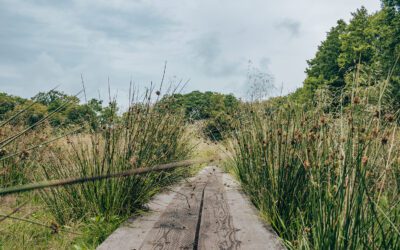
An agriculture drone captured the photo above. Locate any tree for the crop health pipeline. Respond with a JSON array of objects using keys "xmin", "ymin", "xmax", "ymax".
[
  {"xmin": 65, "ymin": 98, "xmax": 103, "ymax": 129},
  {"xmin": 338, "ymin": 7, "xmax": 374, "ymax": 73},
  {"xmin": 158, "ymin": 91, "xmax": 240, "ymax": 140},
  {"xmin": 204, "ymin": 112, "xmax": 233, "ymax": 141},
  {"xmin": 297, "ymin": 3, "xmax": 400, "ymax": 114},
  {"xmin": 32, "ymin": 90, "xmax": 79, "ymax": 112},
  {"xmin": 25, "ymin": 102, "xmax": 47, "ymax": 127},
  {"xmin": 224, "ymin": 94, "xmax": 240, "ymax": 114},
  {"xmin": 382, "ymin": 0, "xmax": 400, "ymax": 8},
  {"xmin": 87, "ymin": 99, "xmax": 103, "ymax": 113},
  {"xmin": 0, "ymin": 93, "xmax": 26, "ymax": 118},
  {"xmin": 306, "ymin": 20, "xmax": 347, "ymax": 89},
  {"xmin": 100, "ymin": 101, "xmax": 119, "ymax": 125}
]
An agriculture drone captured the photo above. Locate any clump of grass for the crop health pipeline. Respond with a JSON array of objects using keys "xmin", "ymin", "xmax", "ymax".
[
  {"xmin": 0, "ymin": 89, "xmax": 91, "ymax": 249},
  {"xmin": 0, "ymin": 193, "xmax": 125, "ymax": 250},
  {"xmin": 230, "ymin": 87, "xmax": 400, "ymax": 248},
  {"xmin": 39, "ymin": 87, "xmax": 192, "ymax": 225}
]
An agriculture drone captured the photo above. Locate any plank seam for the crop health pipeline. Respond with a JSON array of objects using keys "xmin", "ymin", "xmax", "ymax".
[{"xmin": 192, "ymin": 182, "xmax": 207, "ymax": 250}]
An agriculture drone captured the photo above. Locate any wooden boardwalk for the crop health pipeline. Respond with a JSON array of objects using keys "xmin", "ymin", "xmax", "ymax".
[{"xmin": 97, "ymin": 167, "xmax": 284, "ymax": 250}]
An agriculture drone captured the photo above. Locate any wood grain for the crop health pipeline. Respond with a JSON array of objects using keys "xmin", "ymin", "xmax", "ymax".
[
  {"xmin": 140, "ymin": 169, "xmax": 208, "ymax": 250},
  {"xmin": 98, "ymin": 167, "xmax": 284, "ymax": 250},
  {"xmin": 198, "ymin": 168, "xmax": 240, "ymax": 250},
  {"xmin": 222, "ymin": 173, "xmax": 285, "ymax": 250}
]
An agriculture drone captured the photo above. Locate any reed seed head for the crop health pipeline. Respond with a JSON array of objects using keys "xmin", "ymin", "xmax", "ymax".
[
  {"xmin": 384, "ymin": 114, "xmax": 395, "ymax": 123},
  {"xmin": 362, "ymin": 156, "xmax": 368, "ymax": 166},
  {"xmin": 129, "ymin": 156, "xmax": 137, "ymax": 166},
  {"xmin": 320, "ymin": 116, "xmax": 326, "ymax": 125},
  {"xmin": 381, "ymin": 137, "xmax": 388, "ymax": 145},
  {"xmin": 371, "ymin": 128, "xmax": 379, "ymax": 137},
  {"xmin": 20, "ymin": 150, "xmax": 30, "ymax": 160},
  {"xmin": 0, "ymin": 148, "xmax": 7, "ymax": 157},
  {"xmin": 50, "ymin": 222, "xmax": 59, "ymax": 234},
  {"xmin": 303, "ymin": 160, "xmax": 310, "ymax": 169},
  {"xmin": 308, "ymin": 132, "xmax": 315, "ymax": 141}
]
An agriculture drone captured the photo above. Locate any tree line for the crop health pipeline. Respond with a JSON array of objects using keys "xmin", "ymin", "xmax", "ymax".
[
  {"xmin": 0, "ymin": 90, "xmax": 239, "ymax": 140},
  {"xmin": 290, "ymin": 0, "xmax": 400, "ymax": 115},
  {"xmin": 0, "ymin": 90, "xmax": 104, "ymax": 129}
]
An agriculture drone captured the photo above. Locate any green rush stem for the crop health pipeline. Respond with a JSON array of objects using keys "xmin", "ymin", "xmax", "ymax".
[{"xmin": 0, "ymin": 158, "xmax": 216, "ymax": 196}]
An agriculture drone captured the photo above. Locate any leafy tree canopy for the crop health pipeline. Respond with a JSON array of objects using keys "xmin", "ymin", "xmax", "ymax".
[
  {"xmin": 158, "ymin": 91, "xmax": 240, "ymax": 140},
  {"xmin": 293, "ymin": 1, "xmax": 400, "ymax": 114},
  {"xmin": 159, "ymin": 91, "xmax": 239, "ymax": 121}
]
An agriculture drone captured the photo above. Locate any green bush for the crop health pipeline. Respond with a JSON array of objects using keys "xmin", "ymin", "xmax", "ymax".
[{"xmin": 204, "ymin": 112, "xmax": 235, "ymax": 141}]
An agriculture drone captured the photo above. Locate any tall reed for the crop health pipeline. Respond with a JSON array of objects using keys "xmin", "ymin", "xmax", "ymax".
[
  {"xmin": 230, "ymin": 91, "xmax": 400, "ymax": 249},
  {"xmin": 39, "ymin": 88, "xmax": 192, "ymax": 224}
]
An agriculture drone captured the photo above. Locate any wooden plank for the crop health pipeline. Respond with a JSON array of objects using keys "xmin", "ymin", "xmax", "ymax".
[
  {"xmin": 98, "ymin": 167, "xmax": 285, "ymax": 250},
  {"xmin": 97, "ymin": 167, "xmax": 210, "ymax": 250},
  {"xmin": 139, "ymin": 168, "xmax": 210, "ymax": 250},
  {"xmin": 198, "ymin": 168, "xmax": 241, "ymax": 250},
  {"xmin": 222, "ymin": 172, "xmax": 285, "ymax": 250},
  {"xmin": 97, "ymin": 188, "xmax": 177, "ymax": 250}
]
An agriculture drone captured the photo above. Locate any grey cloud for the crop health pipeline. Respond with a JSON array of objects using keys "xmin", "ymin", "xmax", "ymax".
[
  {"xmin": 190, "ymin": 33, "xmax": 221, "ymax": 64},
  {"xmin": 259, "ymin": 57, "xmax": 271, "ymax": 70},
  {"xmin": 189, "ymin": 33, "xmax": 242, "ymax": 77},
  {"xmin": 0, "ymin": 0, "xmax": 382, "ymax": 102},
  {"xmin": 76, "ymin": 5, "xmax": 177, "ymax": 41},
  {"xmin": 0, "ymin": 5, "xmax": 44, "ymax": 63},
  {"xmin": 275, "ymin": 19, "xmax": 301, "ymax": 37}
]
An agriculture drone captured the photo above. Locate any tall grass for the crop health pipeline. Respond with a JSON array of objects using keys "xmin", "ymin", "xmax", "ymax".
[
  {"xmin": 39, "ymin": 88, "xmax": 192, "ymax": 225},
  {"xmin": 0, "ymin": 95, "xmax": 67, "ymax": 188},
  {"xmin": 230, "ymin": 88, "xmax": 400, "ymax": 249},
  {"xmin": 0, "ymin": 86, "xmax": 194, "ymax": 248},
  {"xmin": 0, "ymin": 90, "xmax": 86, "ymax": 248}
]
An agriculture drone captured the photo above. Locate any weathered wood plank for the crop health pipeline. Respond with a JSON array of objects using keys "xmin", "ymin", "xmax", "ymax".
[
  {"xmin": 98, "ymin": 167, "xmax": 285, "ymax": 250},
  {"xmin": 198, "ymin": 168, "xmax": 240, "ymax": 250},
  {"xmin": 222, "ymin": 172, "xmax": 285, "ymax": 250},
  {"xmin": 97, "ymin": 168, "xmax": 210, "ymax": 250},
  {"xmin": 139, "ymin": 168, "xmax": 210, "ymax": 250},
  {"xmin": 97, "ymin": 189, "xmax": 176, "ymax": 250},
  {"xmin": 97, "ymin": 179, "xmax": 187, "ymax": 250}
]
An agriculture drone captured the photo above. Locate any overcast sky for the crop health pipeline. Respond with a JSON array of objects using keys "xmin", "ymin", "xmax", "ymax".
[{"xmin": 0, "ymin": 0, "xmax": 381, "ymax": 105}]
